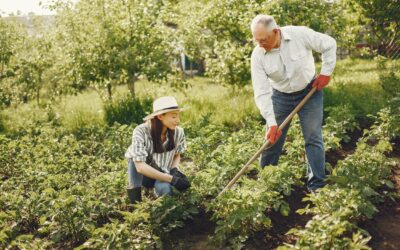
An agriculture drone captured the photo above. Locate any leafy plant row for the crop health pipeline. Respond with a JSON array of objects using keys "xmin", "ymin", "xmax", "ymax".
[
  {"xmin": 184, "ymin": 105, "xmax": 361, "ymax": 248},
  {"xmin": 280, "ymin": 105, "xmax": 400, "ymax": 250}
]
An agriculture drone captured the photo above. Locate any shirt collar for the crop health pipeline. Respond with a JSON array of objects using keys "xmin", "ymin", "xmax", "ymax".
[{"xmin": 280, "ymin": 28, "xmax": 292, "ymax": 41}]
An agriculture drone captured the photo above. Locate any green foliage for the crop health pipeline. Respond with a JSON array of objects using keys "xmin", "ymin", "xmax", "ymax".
[
  {"xmin": 209, "ymin": 180, "xmax": 275, "ymax": 247},
  {"xmin": 190, "ymin": 120, "xmax": 263, "ymax": 197},
  {"xmin": 5, "ymin": 234, "xmax": 53, "ymax": 250},
  {"xmin": 377, "ymin": 57, "xmax": 400, "ymax": 98},
  {"xmin": 76, "ymin": 221, "xmax": 161, "ymax": 249},
  {"xmin": 0, "ymin": 18, "xmax": 29, "ymax": 107},
  {"xmin": 178, "ymin": 0, "xmax": 354, "ymax": 88},
  {"xmin": 323, "ymin": 105, "xmax": 359, "ymax": 151},
  {"xmin": 51, "ymin": 0, "xmax": 181, "ymax": 99},
  {"xmin": 281, "ymin": 215, "xmax": 371, "ymax": 250},
  {"xmin": 351, "ymin": 0, "xmax": 400, "ymax": 52},
  {"xmin": 362, "ymin": 105, "xmax": 400, "ymax": 144},
  {"xmin": 0, "ymin": 120, "xmax": 203, "ymax": 248},
  {"xmin": 298, "ymin": 187, "xmax": 378, "ymax": 220},
  {"xmin": 323, "ymin": 80, "xmax": 386, "ymax": 120},
  {"xmin": 194, "ymin": 118, "xmax": 306, "ymax": 247},
  {"xmin": 269, "ymin": 0, "xmax": 356, "ymax": 48},
  {"xmin": 282, "ymin": 104, "xmax": 399, "ymax": 250},
  {"xmin": 103, "ymin": 95, "xmax": 153, "ymax": 126}
]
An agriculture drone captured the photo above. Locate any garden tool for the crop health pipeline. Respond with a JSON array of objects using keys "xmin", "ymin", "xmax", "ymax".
[{"xmin": 217, "ymin": 86, "xmax": 318, "ymax": 198}]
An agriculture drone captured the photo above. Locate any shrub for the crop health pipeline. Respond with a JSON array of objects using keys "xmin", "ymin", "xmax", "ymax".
[{"xmin": 103, "ymin": 95, "xmax": 152, "ymax": 126}]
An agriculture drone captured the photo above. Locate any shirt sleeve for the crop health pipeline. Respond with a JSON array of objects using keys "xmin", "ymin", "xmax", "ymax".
[
  {"xmin": 175, "ymin": 128, "xmax": 186, "ymax": 154},
  {"xmin": 127, "ymin": 126, "xmax": 148, "ymax": 162},
  {"xmin": 251, "ymin": 49, "xmax": 277, "ymax": 127},
  {"xmin": 300, "ymin": 27, "xmax": 337, "ymax": 76}
]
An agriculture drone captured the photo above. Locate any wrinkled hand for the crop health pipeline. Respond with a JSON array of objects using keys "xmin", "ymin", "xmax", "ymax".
[
  {"xmin": 171, "ymin": 175, "xmax": 191, "ymax": 191},
  {"xmin": 266, "ymin": 125, "xmax": 282, "ymax": 144},
  {"xmin": 312, "ymin": 74, "xmax": 331, "ymax": 90}
]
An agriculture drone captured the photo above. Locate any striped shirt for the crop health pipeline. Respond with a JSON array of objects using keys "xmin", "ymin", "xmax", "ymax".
[{"xmin": 124, "ymin": 122, "xmax": 186, "ymax": 173}]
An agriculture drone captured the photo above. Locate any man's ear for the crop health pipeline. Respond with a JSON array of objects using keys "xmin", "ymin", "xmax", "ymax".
[{"xmin": 272, "ymin": 28, "xmax": 279, "ymax": 35}]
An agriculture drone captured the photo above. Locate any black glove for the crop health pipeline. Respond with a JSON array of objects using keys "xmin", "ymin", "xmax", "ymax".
[
  {"xmin": 171, "ymin": 175, "xmax": 191, "ymax": 191},
  {"xmin": 170, "ymin": 168, "xmax": 187, "ymax": 179}
]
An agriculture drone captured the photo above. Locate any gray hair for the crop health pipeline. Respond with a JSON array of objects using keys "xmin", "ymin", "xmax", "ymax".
[{"xmin": 250, "ymin": 15, "xmax": 279, "ymax": 34}]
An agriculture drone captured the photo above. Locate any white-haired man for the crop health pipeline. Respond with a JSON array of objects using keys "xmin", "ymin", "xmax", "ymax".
[{"xmin": 250, "ymin": 14, "xmax": 337, "ymax": 192}]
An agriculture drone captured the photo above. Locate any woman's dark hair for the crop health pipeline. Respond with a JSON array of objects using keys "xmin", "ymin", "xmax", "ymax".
[{"xmin": 150, "ymin": 116, "xmax": 175, "ymax": 153}]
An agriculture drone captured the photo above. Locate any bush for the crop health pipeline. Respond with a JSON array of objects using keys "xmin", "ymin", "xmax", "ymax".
[
  {"xmin": 61, "ymin": 109, "xmax": 104, "ymax": 135},
  {"xmin": 0, "ymin": 113, "xmax": 4, "ymax": 133},
  {"xmin": 103, "ymin": 95, "xmax": 153, "ymax": 126},
  {"xmin": 324, "ymin": 81, "xmax": 386, "ymax": 119}
]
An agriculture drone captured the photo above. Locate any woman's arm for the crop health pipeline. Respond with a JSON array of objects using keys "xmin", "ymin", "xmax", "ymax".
[
  {"xmin": 134, "ymin": 161, "xmax": 173, "ymax": 183},
  {"xmin": 170, "ymin": 153, "xmax": 181, "ymax": 169}
]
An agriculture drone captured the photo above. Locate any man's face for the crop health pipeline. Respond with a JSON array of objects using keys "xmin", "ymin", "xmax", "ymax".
[{"xmin": 253, "ymin": 24, "xmax": 279, "ymax": 51}]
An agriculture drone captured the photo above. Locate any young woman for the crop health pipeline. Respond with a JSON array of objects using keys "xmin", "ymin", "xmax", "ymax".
[{"xmin": 125, "ymin": 96, "xmax": 190, "ymax": 204}]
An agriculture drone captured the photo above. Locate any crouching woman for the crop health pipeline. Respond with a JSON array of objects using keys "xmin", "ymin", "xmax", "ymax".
[{"xmin": 125, "ymin": 96, "xmax": 191, "ymax": 204}]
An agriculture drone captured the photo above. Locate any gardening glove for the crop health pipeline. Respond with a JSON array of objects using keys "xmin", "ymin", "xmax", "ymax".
[
  {"xmin": 266, "ymin": 125, "xmax": 282, "ymax": 144},
  {"xmin": 170, "ymin": 168, "xmax": 187, "ymax": 179},
  {"xmin": 171, "ymin": 175, "xmax": 191, "ymax": 191},
  {"xmin": 312, "ymin": 74, "xmax": 331, "ymax": 90}
]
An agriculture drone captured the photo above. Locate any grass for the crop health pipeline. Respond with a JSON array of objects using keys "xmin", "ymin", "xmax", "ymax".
[
  {"xmin": 133, "ymin": 77, "xmax": 260, "ymax": 127},
  {"xmin": 1, "ymin": 58, "xmax": 398, "ymax": 134}
]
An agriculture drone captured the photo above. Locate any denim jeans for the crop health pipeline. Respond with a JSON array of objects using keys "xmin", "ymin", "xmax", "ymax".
[
  {"xmin": 260, "ymin": 87, "xmax": 326, "ymax": 191},
  {"xmin": 127, "ymin": 159, "xmax": 173, "ymax": 196}
]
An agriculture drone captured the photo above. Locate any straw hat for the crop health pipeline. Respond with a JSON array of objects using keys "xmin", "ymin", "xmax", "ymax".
[{"xmin": 143, "ymin": 96, "xmax": 187, "ymax": 121}]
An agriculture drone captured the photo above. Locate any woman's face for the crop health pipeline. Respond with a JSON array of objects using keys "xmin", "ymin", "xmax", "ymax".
[{"xmin": 157, "ymin": 111, "xmax": 180, "ymax": 130}]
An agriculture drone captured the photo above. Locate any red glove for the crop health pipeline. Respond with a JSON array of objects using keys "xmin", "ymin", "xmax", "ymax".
[
  {"xmin": 312, "ymin": 74, "xmax": 331, "ymax": 90},
  {"xmin": 266, "ymin": 125, "xmax": 282, "ymax": 144}
]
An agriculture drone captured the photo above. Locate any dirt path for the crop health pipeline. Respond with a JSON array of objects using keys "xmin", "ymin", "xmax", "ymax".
[{"xmin": 161, "ymin": 209, "xmax": 217, "ymax": 250}]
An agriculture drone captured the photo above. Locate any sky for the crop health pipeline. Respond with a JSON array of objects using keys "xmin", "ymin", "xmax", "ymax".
[{"xmin": 0, "ymin": 0, "xmax": 73, "ymax": 16}]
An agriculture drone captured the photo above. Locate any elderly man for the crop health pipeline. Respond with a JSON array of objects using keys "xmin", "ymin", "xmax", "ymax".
[{"xmin": 250, "ymin": 14, "xmax": 337, "ymax": 192}]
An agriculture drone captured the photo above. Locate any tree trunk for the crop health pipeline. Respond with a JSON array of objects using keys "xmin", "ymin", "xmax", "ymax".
[
  {"xmin": 197, "ymin": 58, "xmax": 206, "ymax": 76},
  {"xmin": 107, "ymin": 82, "xmax": 112, "ymax": 100},
  {"xmin": 37, "ymin": 72, "xmax": 42, "ymax": 106},
  {"xmin": 36, "ymin": 88, "xmax": 40, "ymax": 106},
  {"xmin": 0, "ymin": 62, "xmax": 4, "ymax": 78},
  {"xmin": 128, "ymin": 81, "xmax": 135, "ymax": 98},
  {"xmin": 178, "ymin": 54, "xmax": 187, "ymax": 79}
]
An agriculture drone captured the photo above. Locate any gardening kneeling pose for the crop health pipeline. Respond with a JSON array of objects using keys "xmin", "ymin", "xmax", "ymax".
[
  {"xmin": 125, "ymin": 96, "xmax": 190, "ymax": 204},
  {"xmin": 250, "ymin": 15, "xmax": 337, "ymax": 192}
]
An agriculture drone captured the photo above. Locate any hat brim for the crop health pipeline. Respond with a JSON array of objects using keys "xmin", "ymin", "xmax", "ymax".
[{"xmin": 143, "ymin": 107, "xmax": 189, "ymax": 121}]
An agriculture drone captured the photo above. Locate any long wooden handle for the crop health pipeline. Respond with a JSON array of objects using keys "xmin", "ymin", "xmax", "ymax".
[{"xmin": 217, "ymin": 87, "xmax": 317, "ymax": 198}]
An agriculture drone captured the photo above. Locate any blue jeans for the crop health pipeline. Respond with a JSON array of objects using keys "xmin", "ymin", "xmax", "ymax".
[
  {"xmin": 260, "ymin": 87, "xmax": 326, "ymax": 191},
  {"xmin": 127, "ymin": 159, "xmax": 173, "ymax": 196}
]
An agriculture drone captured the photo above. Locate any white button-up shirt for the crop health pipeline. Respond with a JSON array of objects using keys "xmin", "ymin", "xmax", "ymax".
[{"xmin": 251, "ymin": 26, "xmax": 337, "ymax": 126}]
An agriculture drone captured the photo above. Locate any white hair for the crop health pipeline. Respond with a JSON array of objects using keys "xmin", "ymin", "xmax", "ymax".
[{"xmin": 250, "ymin": 14, "xmax": 279, "ymax": 34}]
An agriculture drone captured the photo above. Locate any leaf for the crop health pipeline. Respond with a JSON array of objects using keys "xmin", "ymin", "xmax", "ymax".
[
  {"xmin": 383, "ymin": 179, "xmax": 395, "ymax": 189},
  {"xmin": 279, "ymin": 202, "xmax": 290, "ymax": 217},
  {"xmin": 39, "ymin": 216, "xmax": 47, "ymax": 225}
]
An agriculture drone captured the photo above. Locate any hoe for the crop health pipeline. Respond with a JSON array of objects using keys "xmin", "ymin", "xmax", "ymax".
[{"xmin": 218, "ymin": 86, "xmax": 317, "ymax": 197}]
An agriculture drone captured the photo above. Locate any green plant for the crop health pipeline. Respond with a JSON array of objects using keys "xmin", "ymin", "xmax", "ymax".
[{"xmin": 103, "ymin": 95, "xmax": 152, "ymax": 126}]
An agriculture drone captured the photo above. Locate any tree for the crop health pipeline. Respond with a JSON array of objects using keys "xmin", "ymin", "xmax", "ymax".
[
  {"xmin": 15, "ymin": 35, "xmax": 53, "ymax": 105},
  {"xmin": 351, "ymin": 0, "xmax": 400, "ymax": 57},
  {"xmin": 0, "ymin": 18, "xmax": 28, "ymax": 107},
  {"xmin": 51, "ymin": 0, "xmax": 180, "ymax": 99},
  {"xmin": 179, "ymin": 0, "xmax": 355, "ymax": 88},
  {"xmin": 0, "ymin": 18, "xmax": 27, "ymax": 80}
]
